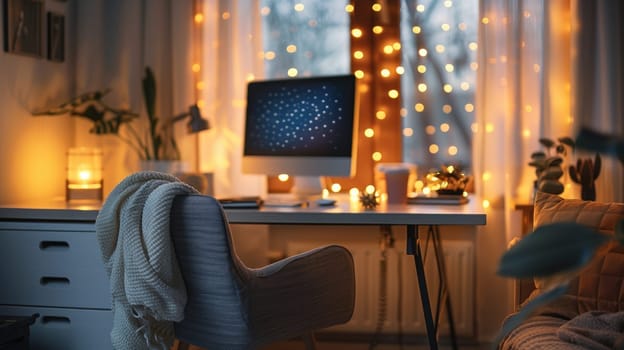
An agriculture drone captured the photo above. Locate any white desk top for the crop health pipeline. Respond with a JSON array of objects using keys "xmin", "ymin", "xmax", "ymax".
[
  {"xmin": 0, "ymin": 198, "xmax": 102, "ymax": 221},
  {"xmin": 225, "ymin": 196, "xmax": 486, "ymax": 226},
  {"xmin": 0, "ymin": 196, "xmax": 486, "ymax": 226}
]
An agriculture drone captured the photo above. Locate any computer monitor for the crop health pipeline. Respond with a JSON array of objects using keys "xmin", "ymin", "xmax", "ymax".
[{"xmin": 242, "ymin": 74, "xmax": 358, "ymax": 198}]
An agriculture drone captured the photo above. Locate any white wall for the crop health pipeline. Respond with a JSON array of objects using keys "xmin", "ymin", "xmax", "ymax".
[
  {"xmin": 0, "ymin": 1, "xmax": 201, "ymax": 203},
  {"xmin": 0, "ymin": 1, "xmax": 74, "ymax": 204},
  {"xmin": 70, "ymin": 0, "xmax": 198, "ymax": 196}
]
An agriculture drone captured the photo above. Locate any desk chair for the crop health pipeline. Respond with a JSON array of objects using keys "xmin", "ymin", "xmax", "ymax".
[{"xmin": 169, "ymin": 194, "xmax": 356, "ymax": 349}]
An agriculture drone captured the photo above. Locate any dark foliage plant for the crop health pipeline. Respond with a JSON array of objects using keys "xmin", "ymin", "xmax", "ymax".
[
  {"xmin": 33, "ymin": 67, "xmax": 180, "ymax": 161},
  {"xmin": 528, "ymin": 137, "xmax": 574, "ymax": 195},
  {"xmin": 569, "ymin": 153, "xmax": 601, "ymax": 201}
]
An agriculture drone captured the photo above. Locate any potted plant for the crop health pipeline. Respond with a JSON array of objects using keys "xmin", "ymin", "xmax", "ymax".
[
  {"xmin": 528, "ymin": 137, "xmax": 574, "ymax": 195},
  {"xmin": 568, "ymin": 150, "xmax": 601, "ymax": 201},
  {"xmin": 33, "ymin": 67, "xmax": 209, "ymax": 172},
  {"xmin": 425, "ymin": 165, "xmax": 470, "ymax": 195}
]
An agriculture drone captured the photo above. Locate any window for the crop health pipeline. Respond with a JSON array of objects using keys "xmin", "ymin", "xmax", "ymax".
[
  {"xmin": 400, "ymin": 0, "xmax": 478, "ymax": 173},
  {"xmin": 260, "ymin": 0, "xmax": 350, "ymax": 78}
]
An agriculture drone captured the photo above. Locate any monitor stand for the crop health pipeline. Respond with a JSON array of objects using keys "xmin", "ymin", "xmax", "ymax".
[
  {"xmin": 263, "ymin": 176, "xmax": 325, "ymax": 207},
  {"xmin": 290, "ymin": 176, "xmax": 324, "ymax": 200}
]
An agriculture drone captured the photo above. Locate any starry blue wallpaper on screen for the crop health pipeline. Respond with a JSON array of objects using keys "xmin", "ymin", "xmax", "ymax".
[{"xmin": 244, "ymin": 75, "xmax": 355, "ymax": 157}]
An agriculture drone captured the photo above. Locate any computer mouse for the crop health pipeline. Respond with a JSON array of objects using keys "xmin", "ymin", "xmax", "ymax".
[{"xmin": 315, "ymin": 198, "xmax": 336, "ymax": 206}]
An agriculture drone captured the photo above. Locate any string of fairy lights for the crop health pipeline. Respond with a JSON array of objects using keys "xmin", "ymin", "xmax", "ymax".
[
  {"xmin": 191, "ymin": 1, "xmax": 537, "ymax": 208},
  {"xmin": 192, "ymin": 1, "xmax": 204, "ymax": 112},
  {"xmin": 347, "ymin": 1, "xmax": 403, "ymax": 200}
]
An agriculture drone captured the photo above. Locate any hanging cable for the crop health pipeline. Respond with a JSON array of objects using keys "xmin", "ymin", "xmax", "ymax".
[
  {"xmin": 396, "ymin": 229, "xmax": 404, "ymax": 350},
  {"xmin": 369, "ymin": 225, "xmax": 394, "ymax": 349}
]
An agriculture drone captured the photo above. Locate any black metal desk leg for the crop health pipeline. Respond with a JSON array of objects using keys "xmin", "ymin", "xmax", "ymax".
[
  {"xmin": 406, "ymin": 225, "xmax": 438, "ymax": 350},
  {"xmin": 431, "ymin": 226, "xmax": 458, "ymax": 350}
]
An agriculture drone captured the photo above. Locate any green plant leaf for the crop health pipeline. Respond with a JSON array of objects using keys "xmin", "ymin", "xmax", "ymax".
[
  {"xmin": 539, "ymin": 138, "xmax": 555, "ymax": 148},
  {"xmin": 545, "ymin": 156, "xmax": 563, "ymax": 167},
  {"xmin": 170, "ymin": 137, "xmax": 181, "ymax": 160},
  {"xmin": 537, "ymin": 180, "xmax": 564, "ymax": 194},
  {"xmin": 32, "ymin": 106, "xmax": 72, "ymax": 116},
  {"xmin": 81, "ymin": 105, "xmax": 105, "ymax": 122},
  {"xmin": 575, "ymin": 128, "xmax": 624, "ymax": 165},
  {"xmin": 498, "ymin": 222, "xmax": 610, "ymax": 278},
  {"xmin": 71, "ymin": 89, "xmax": 110, "ymax": 106},
  {"xmin": 540, "ymin": 167, "xmax": 563, "ymax": 179},
  {"xmin": 593, "ymin": 153, "xmax": 601, "ymax": 179},
  {"xmin": 569, "ymin": 165, "xmax": 580, "ymax": 183},
  {"xmin": 558, "ymin": 136, "xmax": 575, "ymax": 149},
  {"xmin": 528, "ymin": 160, "xmax": 546, "ymax": 169},
  {"xmin": 142, "ymin": 67, "xmax": 157, "ymax": 119}
]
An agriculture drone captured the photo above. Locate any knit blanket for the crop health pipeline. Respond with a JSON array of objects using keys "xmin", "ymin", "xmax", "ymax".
[
  {"xmin": 557, "ymin": 311, "xmax": 624, "ymax": 350},
  {"xmin": 96, "ymin": 171, "xmax": 198, "ymax": 349}
]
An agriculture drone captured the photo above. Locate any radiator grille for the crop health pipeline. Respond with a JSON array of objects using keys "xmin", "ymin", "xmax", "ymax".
[{"xmin": 287, "ymin": 239, "xmax": 474, "ymax": 336}]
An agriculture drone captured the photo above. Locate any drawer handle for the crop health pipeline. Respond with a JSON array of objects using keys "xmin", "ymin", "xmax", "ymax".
[
  {"xmin": 40, "ymin": 276, "xmax": 71, "ymax": 286},
  {"xmin": 39, "ymin": 241, "xmax": 70, "ymax": 250},
  {"xmin": 42, "ymin": 316, "xmax": 71, "ymax": 325}
]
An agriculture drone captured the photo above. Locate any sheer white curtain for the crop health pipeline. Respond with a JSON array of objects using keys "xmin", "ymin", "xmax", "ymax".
[
  {"xmin": 473, "ymin": 0, "xmax": 541, "ymax": 339},
  {"xmin": 474, "ymin": 0, "xmax": 623, "ymax": 341},
  {"xmin": 196, "ymin": 0, "xmax": 269, "ymax": 268},
  {"xmin": 198, "ymin": 0, "xmax": 265, "ymax": 198},
  {"xmin": 74, "ymin": 0, "xmax": 196, "ymax": 192},
  {"xmin": 572, "ymin": 0, "xmax": 624, "ymax": 202}
]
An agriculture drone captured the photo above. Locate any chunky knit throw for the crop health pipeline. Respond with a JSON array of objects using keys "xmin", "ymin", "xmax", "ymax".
[{"xmin": 96, "ymin": 171, "xmax": 198, "ymax": 349}]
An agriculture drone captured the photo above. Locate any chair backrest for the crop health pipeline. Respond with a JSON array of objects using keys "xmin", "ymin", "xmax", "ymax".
[{"xmin": 169, "ymin": 194, "xmax": 252, "ymax": 348}]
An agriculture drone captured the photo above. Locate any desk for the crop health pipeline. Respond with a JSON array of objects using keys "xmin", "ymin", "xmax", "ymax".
[
  {"xmin": 0, "ymin": 200, "xmax": 110, "ymax": 350},
  {"xmin": 0, "ymin": 197, "xmax": 486, "ymax": 350},
  {"xmin": 226, "ymin": 197, "xmax": 487, "ymax": 350}
]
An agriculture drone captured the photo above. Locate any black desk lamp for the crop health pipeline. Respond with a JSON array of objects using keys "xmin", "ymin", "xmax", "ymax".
[{"xmin": 172, "ymin": 104, "xmax": 210, "ymax": 133}]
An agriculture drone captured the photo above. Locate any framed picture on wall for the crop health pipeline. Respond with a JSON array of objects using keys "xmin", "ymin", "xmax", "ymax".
[
  {"xmin": 2, "ymin": 0, "xmax": 44, "ymax": 57},
  {"xmin": 47, "ymin": 11, "xmax": 64, "ymax": 61}
]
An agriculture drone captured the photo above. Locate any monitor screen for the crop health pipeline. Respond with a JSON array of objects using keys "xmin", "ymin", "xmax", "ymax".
[{"xmin": 242, "ymin": 74, "xmax": 358, "ymax": 179}]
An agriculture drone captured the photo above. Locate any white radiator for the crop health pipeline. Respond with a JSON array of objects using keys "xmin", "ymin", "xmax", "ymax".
[{"xmin": 287, "ymin": 239, "xmax": 474, "ymax": 336}]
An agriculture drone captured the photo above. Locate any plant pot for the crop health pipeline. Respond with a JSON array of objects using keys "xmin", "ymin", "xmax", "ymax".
[
  {"xmin": 580, "ymin": 184, "xmax": 597, "ymax": 201},
  {"xmin": 139, "ymin": 161, "xmax": 213, "ymax": 195},
  {"xmin": 177, "ymin": 172, "xmax": 214, "ymax": 195},
  {"xmin": 139, "ymin": 160, "xmax": 189, "ymax": 174}
]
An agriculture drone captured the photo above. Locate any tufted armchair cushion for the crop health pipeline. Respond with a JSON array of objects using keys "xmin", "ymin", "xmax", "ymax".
[{"xmin": 533, "ymin": 191, "xmax": 624, "ymax": 314}]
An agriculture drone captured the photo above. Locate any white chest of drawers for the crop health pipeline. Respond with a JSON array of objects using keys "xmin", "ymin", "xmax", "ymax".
[{"xmin": 0, "ymin": 201, "xmax": 112, "ymax": 350}]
